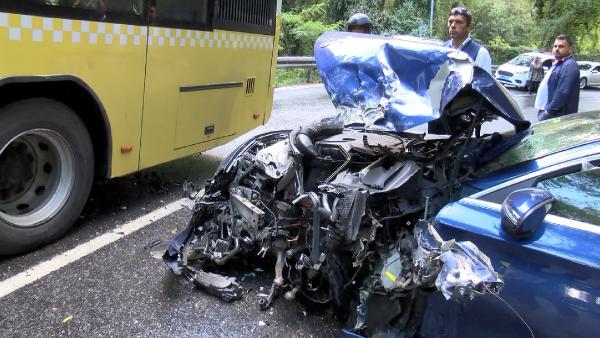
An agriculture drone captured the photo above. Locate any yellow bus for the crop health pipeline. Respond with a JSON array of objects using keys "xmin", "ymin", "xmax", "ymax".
[{"xmin": 0, "ymin": 0, "xmax": 281, "ymax": 255}]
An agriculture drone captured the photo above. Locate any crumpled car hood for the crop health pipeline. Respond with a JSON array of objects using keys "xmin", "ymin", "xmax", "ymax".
[{"xmin": 315, "ymin": 32, "xmax": 530, "ymax": 132}]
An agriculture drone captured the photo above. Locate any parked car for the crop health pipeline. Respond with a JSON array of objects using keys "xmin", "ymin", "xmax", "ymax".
[
  {"xmin": 578, "ymin": 61, "xmax": 600, "ymax": 88},
  {"xmin": 495, "ymin": 52, "xmax": 553, "ymax": 89},
  {"xmin": 420, "ymin": 110, "xmax": 600, "ymax": 338}
]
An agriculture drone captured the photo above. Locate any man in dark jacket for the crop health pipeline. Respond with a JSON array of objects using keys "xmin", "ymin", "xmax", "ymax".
[{"xmin": 537, "ymin": 34, "xmax": 580, "ymax": 121}]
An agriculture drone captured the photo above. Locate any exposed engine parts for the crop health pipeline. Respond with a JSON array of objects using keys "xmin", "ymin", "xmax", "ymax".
[{"xmin": 164, "ymin": 116, "xmax": 503, "ymax": 336}]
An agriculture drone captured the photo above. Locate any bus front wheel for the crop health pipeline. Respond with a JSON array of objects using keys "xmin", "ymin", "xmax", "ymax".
[{"xmin": 0, "ymin": 98, "xmax": 94, "ymax": 255}]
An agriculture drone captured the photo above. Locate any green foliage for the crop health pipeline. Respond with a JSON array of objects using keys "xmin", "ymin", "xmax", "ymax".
[
  {"xmin": 433, "ymin": 1, "xmax": 536, "ymax": 48},
  {"xmin": 577, "ymin": 51, "xmax": 600, "ymax": 62},
  {"xmin": 281, "ymin": 0, "xmax": 600, "ymax": 63},
  {"xmin": 358, "ymin": 1, "xmax": 427, "ymax": 35},
  {"xmin": 469, "ymin": 1, "xmax": 535, "ymax": 47},
  {"xmin": 324, "ymin": 0, "xmax": 360, "ymax": 24},
  {"xmin": 325, "ymin": 0, "xmax": 429, "ymax": 36},
  {"xmin": 533, "ymin": 0, "xmax": 600, "ymax": 53},
  {"xmin": 275, "ymin": 68, "xmax": 321, "ymax": 87},
  {"xmin": 280, "ymin": 3, "xmax": 340, "ymax": 56},
  {"xmin": 486, "ymin": 35, "xmax": 536, "ymax": 64},
  {"xmin": 283, "ymin": 0, "xmax": 324, "ymax": 13},
  {"xmin": 487, "ymin": 36, "xmax": 510, "ymax": 49}
]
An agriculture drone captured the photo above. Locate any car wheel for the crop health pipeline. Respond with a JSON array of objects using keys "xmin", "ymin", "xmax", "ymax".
[
  {"xmin": 0, "ymin": 98, "xmax": 94, "ymax": 255},
  {"xmin": 580, "ymin": 77, "xmax": 587, "ymax": 89}
]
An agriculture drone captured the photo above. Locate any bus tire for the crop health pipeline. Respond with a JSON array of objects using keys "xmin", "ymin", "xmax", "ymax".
[{"xmin": 0, "ymin": 98, "xmax": 94, "ymax": 255}]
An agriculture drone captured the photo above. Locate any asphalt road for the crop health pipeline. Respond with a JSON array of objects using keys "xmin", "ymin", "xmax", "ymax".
[{"xmin": 0, "ymin": 85, "xmax": 599, "ymax": 337}]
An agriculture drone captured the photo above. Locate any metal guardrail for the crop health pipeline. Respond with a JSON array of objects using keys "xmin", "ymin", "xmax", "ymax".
[
  {"xmin": 276, "ymin": 56, "xmax": 317, "ymax": 82},
  {"xmin": 277, "ymin": 56, "xmax": 315, "ymax": 69},
  {"xmin": 278, "ymin": 56, "xmax": 499, "ymax": 74}
]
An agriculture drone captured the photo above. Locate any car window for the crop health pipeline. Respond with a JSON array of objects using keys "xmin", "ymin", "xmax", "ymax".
[
  {"xmin": 593, "ymin": 66, "xmax": 600, "ymax": 72},
  {"xmin": 0, "ymin": 0, "xmax": 144, "ymax": 24},
  {"xmin": 536, "ymin": 168, "xmax": 600, "ymax": 225},
  {"xmin": 542, "ymin": 59, "xmax": 553, "ymax": 68},
  {"xmin": 155, "ymin": 0, "xmax": 210, "ymax": 29},
  {"xmin": 508, "ymin": 54, "xmax": 534, "ymax": 66},
  {"xmin": 477, "ymin": 111, "xmax": 600, "ymax": 176}
]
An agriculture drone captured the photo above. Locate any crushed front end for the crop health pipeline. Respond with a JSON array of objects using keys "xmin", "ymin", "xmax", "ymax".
[{"xmin": 163, "ymin": 32, "xmax": 529, "ymax": 336}]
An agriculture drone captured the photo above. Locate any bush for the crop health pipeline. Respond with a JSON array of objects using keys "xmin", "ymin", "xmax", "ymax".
[
  {"xmin": 275, "ymin": 68, "xmax": 322, "ymax": 87},
  {"xmin": 576, "ymin": 51, "xmax": 600, "ymax": 62},
  {"xmin": 280, "ymin": 4, "xmax": 340, "ymax": 56}
]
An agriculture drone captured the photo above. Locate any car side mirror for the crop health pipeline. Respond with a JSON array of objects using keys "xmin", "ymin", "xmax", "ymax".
[
  {"xmin": 592, "ymin": 70, "xmax": 599, "ymax": 74},
  {"xmin": 501, "ymin": 188, "xmax": 554, "ymax": 239}
]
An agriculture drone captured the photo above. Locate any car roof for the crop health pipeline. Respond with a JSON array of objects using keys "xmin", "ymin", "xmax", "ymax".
[
  {"xmin": 477, "ymin": 110, "xmax": 600, "ymax": 174},
  {"xmin": 578, "ymin": 61, "xmax": 600, "ymax": 66},
  {"xmin": 391, "ymin": 34, "xmax": 444, "ymax": 46},
  {"xmin": 522, "ymin": 51, "xmax": 553, "ymax": 59}
]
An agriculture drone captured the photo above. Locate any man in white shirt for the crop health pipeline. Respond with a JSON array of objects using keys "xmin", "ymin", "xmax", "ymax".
[{"xmin": 443, "ymin": 7, "xmax": 492, "ymax": 74}]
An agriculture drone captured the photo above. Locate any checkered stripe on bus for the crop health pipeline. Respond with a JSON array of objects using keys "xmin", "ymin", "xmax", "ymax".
[
  {"xmin": 0, "ymin": 12, "xmax": 274, "ymax": 49},
  {"xmin": 148, "ymin": 28, "xmax": 273, "ymax": 49}
]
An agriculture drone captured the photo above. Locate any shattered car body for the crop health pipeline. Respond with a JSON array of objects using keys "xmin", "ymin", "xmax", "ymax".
[{"xmin": 164, "ymin": 32, "xmax": 528, "ymax": 335}]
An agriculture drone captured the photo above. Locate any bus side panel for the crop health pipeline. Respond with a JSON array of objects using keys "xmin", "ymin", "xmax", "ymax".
[
  {"xmin": 0, "ymin": 12, "xmax": 147, "ymax": 178},
  {"xmin": 264, "ymin": 0, "xmax": 282, "ymax": 124},
  {"xmin": 139, "ymin": 28, "xmax": 275, "ymax": 169}
]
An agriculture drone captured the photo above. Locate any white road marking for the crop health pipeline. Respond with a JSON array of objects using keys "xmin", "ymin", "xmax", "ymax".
[{"xmin": 0, "ymin": 199, "xmax": 185, "ymax": 299}]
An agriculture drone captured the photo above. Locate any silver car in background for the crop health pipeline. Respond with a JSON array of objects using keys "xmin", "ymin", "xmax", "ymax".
[{"xmin": 578, "ymin": 61, "xmax": 600, "ymax": 89}]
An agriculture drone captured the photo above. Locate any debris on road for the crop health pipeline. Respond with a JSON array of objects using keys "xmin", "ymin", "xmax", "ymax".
[{"xmin": 144, "ymin": 239, "xmax": 162, "ymax": 251}]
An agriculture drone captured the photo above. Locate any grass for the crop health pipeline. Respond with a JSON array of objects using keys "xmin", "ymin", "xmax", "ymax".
[{"xmin": 275, "ymin": 68, "xmax": 321, "ymax": 87}]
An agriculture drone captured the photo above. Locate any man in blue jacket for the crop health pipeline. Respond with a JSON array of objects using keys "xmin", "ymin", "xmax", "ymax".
[
  {"xmin": 537, "ymin": 34, "xmax": 580, "ymax": 121},
  {"xmin": 443, "ymin": 7, "xmax": 492, "ymax": 74}
]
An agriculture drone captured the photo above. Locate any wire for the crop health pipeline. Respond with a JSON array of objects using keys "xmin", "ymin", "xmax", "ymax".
[
  {"xmin": 486, "ymin": 285, "xmax": 535, "ymax": 338},
  {"xmin": 257, "ymin": 199, "xmax": 277, "ymax": 219}
]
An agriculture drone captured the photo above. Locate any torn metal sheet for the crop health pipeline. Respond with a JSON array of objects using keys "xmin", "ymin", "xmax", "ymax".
[
  {"xmin": 314, "ymin": 32, "xmax": 530, "ymax": 133},
  {"xmin": 191, "ymin": 270, "xmax": 244, "ymax": 303}
]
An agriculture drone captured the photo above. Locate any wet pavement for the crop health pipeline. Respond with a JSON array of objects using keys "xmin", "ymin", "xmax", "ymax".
[
  {"xmin": 0, "ymin": 210, "xmax": 340, "ymax": 337},
  {"xmin": 0, "ymin": 85, "xmax": 599, "ymax": 337}
]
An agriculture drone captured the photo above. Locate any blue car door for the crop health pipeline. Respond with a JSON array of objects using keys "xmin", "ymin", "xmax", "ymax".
[{"xmin": 419, "ymin": 160, "xmax": 600, "ymax": 338}]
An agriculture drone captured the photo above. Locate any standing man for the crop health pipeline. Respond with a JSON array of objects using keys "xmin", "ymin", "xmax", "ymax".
[
  {"xmin": 346, "ymin": 13, "xmax": 373, "ymax": 34},
  {"xmin": 443, "ymin": 7, "xmax": 492, "ymax": 74},
  {"xmin": 528, "ymin": 56, "xmax": 544, "ymax": 95},
  {"xmin": 537, "ymin": 34, "xmax": 580, "ymax": 121}
]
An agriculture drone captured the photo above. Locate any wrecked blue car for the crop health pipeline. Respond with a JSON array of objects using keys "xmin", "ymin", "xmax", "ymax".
[
  {"xmin": 164, "ymin": 32, "xmax": 539, "ymax": 336},
  {"xmin": 419, "ymin": 109, "xmax": 600, "ymax": 338}
]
